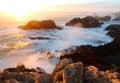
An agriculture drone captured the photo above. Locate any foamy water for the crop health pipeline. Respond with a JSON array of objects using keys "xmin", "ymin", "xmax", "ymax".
[{"xmin": 0, "ymin": 20, "xmax": 118, "ymax": 73}]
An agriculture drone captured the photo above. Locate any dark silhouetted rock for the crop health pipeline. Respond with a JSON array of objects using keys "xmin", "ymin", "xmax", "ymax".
[
  {"xmin": 4, "ymin": 64, "xmax": 36, "ymax": 73},
  {"xmin": 106, "ymin": 25, "xmax": 120, "ymax": 38},
  {"xmin": 19, "ymin": 20, "xmax": 60, "ymax": 30},
  {"xmin": 29, "ymin": 37, "xmax": 51, "ymax": 40},
  {"xmin": 65, "ymin": 16, "xmax": 102, "ymax": 28},
  {"xmin": 60, "ymin": 37, "xmax": 120, "ymax": 70}
]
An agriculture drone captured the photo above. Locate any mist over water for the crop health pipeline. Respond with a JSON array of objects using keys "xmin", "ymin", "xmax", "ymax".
[{"xmin": 0, "ymin": 13, "xmax": 118, "ymax": 73}]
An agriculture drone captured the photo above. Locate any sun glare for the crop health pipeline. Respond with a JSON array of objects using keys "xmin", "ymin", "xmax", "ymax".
[{"xmin": 0, "ymin": 0, "xmax": 47, "ymax": 18}]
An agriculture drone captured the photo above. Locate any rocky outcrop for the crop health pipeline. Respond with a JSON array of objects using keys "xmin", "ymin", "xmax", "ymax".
[
  {"xmin": 106, "ymin": 25, "xmax": 120, "ymax": 38},
  {"xmin": 19, "ymin": 20, "xmax": 60, "ymax": 30},
  {"xmin": 65, "ymin": 16, "xmax": 102, "ymax": 28},
  {"xmin": 84, "ymin": 66, "xmax": 111, "ymax": 83},
  {"xmin": 0, "ymin": 65, "xmax": 54, "ymax": 83},
  {"xmin": 61, "ymin": 38, "xmax": 120, "ymax": 70},
  {"xmin": 63, "ymin": 62, "xmax": 83, "ymax": 83},
  {"xmin": 96, "ymin": 16, "xmax": 111, "ymax": 21},
  {"xmin": 52, "ymin": 58, "xmax": 83, "ymax": 83},
  {"xmin": 113, "ymin": 16, "xmax": 120, "ymax": 21}
]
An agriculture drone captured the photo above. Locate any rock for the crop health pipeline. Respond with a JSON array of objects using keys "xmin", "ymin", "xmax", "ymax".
[
  {"xmin": 97, "ymin": 16, "xmax": 111, "ymax": 21},
  {"xmin": 105, "ymin": 25, "xmax": 120, "ymax": 38},
  {"xmin": 54, "ymin": 70, "xmax": 63, "ymax": 82},
  {"xmin": 19, "ymin": 20, "xmax": 60, "ymax": 30},
  {"xmin": 4, "ymin": 64, "xmax": 36, "ymax": 73},
  {"xmin": 52, "ymin": 58, "xmax": 73, "ymax": 83},
  {"xmin": 63, "ymin": 62, "xmax": 83, "ymax": 83},
  {"xmin": 84, "ymin": 66, "xmax": 111, "ymax": 83},
  {"xmin": 60, "ymin": 37, "xmax": 120, "ymax": 70},
  {"xmin": 60, "ymin": 45, "xmax": 108, "ymax": 70},
  {"xmin": 65, "ymin": 16, "xmax": 102, "ymax": 28},
  {"xmin": 29, "ymin": 37, "xmax": 51, "ymax": 40},
  {"xmin": 4, "ymin": 78, "xmax": 19, "ymax": 83},
  {"xmin": 52, "ymin": 58, "xmax": 73, "ymax": 77},
  {"xmin": 113, "ymin": 16, "xmax": 120, "ymax": 21},
  {"xmin": 38, "ymin": 73, "xmax": 54, "ymax": 83}
]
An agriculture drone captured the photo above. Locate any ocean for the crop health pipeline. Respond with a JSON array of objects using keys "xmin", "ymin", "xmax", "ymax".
[{"xmin": 0, "ymin": 13, "xmax": 119, "ymax": 73}]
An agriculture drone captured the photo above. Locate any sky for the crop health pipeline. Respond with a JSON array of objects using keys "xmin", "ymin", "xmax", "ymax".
[
  {"xmin": 0, "ymin": 0, "xmax": 120, "ymax": 24},
  {"xmin": 0, "ymin": 0, "xmax": 120, "ymax": 12}
]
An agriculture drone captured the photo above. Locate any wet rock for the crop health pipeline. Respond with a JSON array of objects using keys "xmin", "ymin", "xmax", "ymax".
[
  {"xmin": 29, "ymin": 37, "xmax": 51, "ymax": 40},
  {"xmin": 38, "ymin": 73, "xmax": 54, "ymax": 83},
  {"xmin": 105, "ymin": 25, "xmax": 120, "ymax": 38},
  {"xmin": 65, "ymin": 16, "xmax": 102, "ymax": 28},
  {"xmin": 63, "ymin": 62, "xmax": 83, "ymax": 83},
  {"xmin": 19, "ymin": 20, "xmax": 60, "ymax": 30}
]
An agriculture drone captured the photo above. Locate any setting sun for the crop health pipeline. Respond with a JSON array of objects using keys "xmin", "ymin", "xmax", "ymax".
[{"xmin": 0, "ymin": 0, "xmax": 43, "ymax": 17}]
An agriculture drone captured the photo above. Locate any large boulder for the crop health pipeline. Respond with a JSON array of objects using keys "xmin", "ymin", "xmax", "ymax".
[
  {"xmin": 84, "ymin": 66, "xmax": 111, "ymax": 83},
  {"xmin": 65, "ymin": 16, "xmax": 102, "ymax": 28},
  {"xmin": 38, "ymin": 73, "xmax": 54, "ymax": 83},
  {"xmin": 19, "ymin": 20, "xmax": 60, "ymax": 30},
  {"xmin": 113, "ymin": 16, "xmax": 120, "ymax": 21},
  {"xmin": 97, "ymin": 16, "xmax": 111, "ymax": 21},
  {"xmin": 63, "ymin": 62, "xmax": 83, "ymax": 83},
  {"xmin": 52, "ymin": 60, "xmax": 83, "ymax": 83},
  {"xmin": 52, "ymin": 58, "xmax": 73, "ymax": 83},
  {"xmin": 105, "ymin": 25, "xmax": 120, "ymax": 38}
]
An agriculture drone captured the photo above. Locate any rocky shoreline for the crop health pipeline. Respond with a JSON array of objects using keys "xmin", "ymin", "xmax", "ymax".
[{"xmin": 0, "ymin": 15, "xmax": 120, "ymax": 83}]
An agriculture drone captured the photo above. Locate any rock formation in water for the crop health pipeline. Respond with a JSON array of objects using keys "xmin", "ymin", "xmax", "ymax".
[
  {"xmin": 106, "ymin": 25, "xmax": 120, "ymax": 38},
  {"xmin": 113, "ymin": 16, "xmax": 120, "ymax": 21},
  {"xmin": 96, "ymin": 16, "xmax": 111, "ymax": 21},
  {"xmin": 65, "ymin": 16, "xmax": 102, "ymax": 28},
  {"xmin": 19, "ymin": 20, "xmax": 60, "ymax": 30}
]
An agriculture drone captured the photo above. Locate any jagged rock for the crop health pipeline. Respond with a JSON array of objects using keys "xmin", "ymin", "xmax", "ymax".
[
  {"xmin": 60, "ymin": 35, "xmax": 120, "ymax": 70},
  {"xmin": 63, "ymin": 62, "xmax": 83, "ymax": 83},
  {"xmin": 38, "ymin": 73, "xmax": 54, "ymax": 83},
  {"xmin": 19, "ymin": 20, "xmax": 60, "ymax": 30},
  {"xmin": 106, "ymin": 25, "xmax": 120, "ymax": 38},
  {"xmin": 60, "ymin": 45, "xmax": 108, "ymax": 70},
  {"xmin": 65, "ymin": 16, "xmax": 102, "ymax": 28}
]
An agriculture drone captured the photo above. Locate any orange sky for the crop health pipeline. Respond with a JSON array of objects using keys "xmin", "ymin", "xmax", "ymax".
[{"xmin": 0, "ymin": 0, "xmax": 119, "ymax": 24}]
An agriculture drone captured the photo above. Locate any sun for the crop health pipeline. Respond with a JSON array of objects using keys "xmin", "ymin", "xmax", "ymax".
[{"xmin": 0, "ymin": 0, "xmax": 44, "ymax": 18}]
